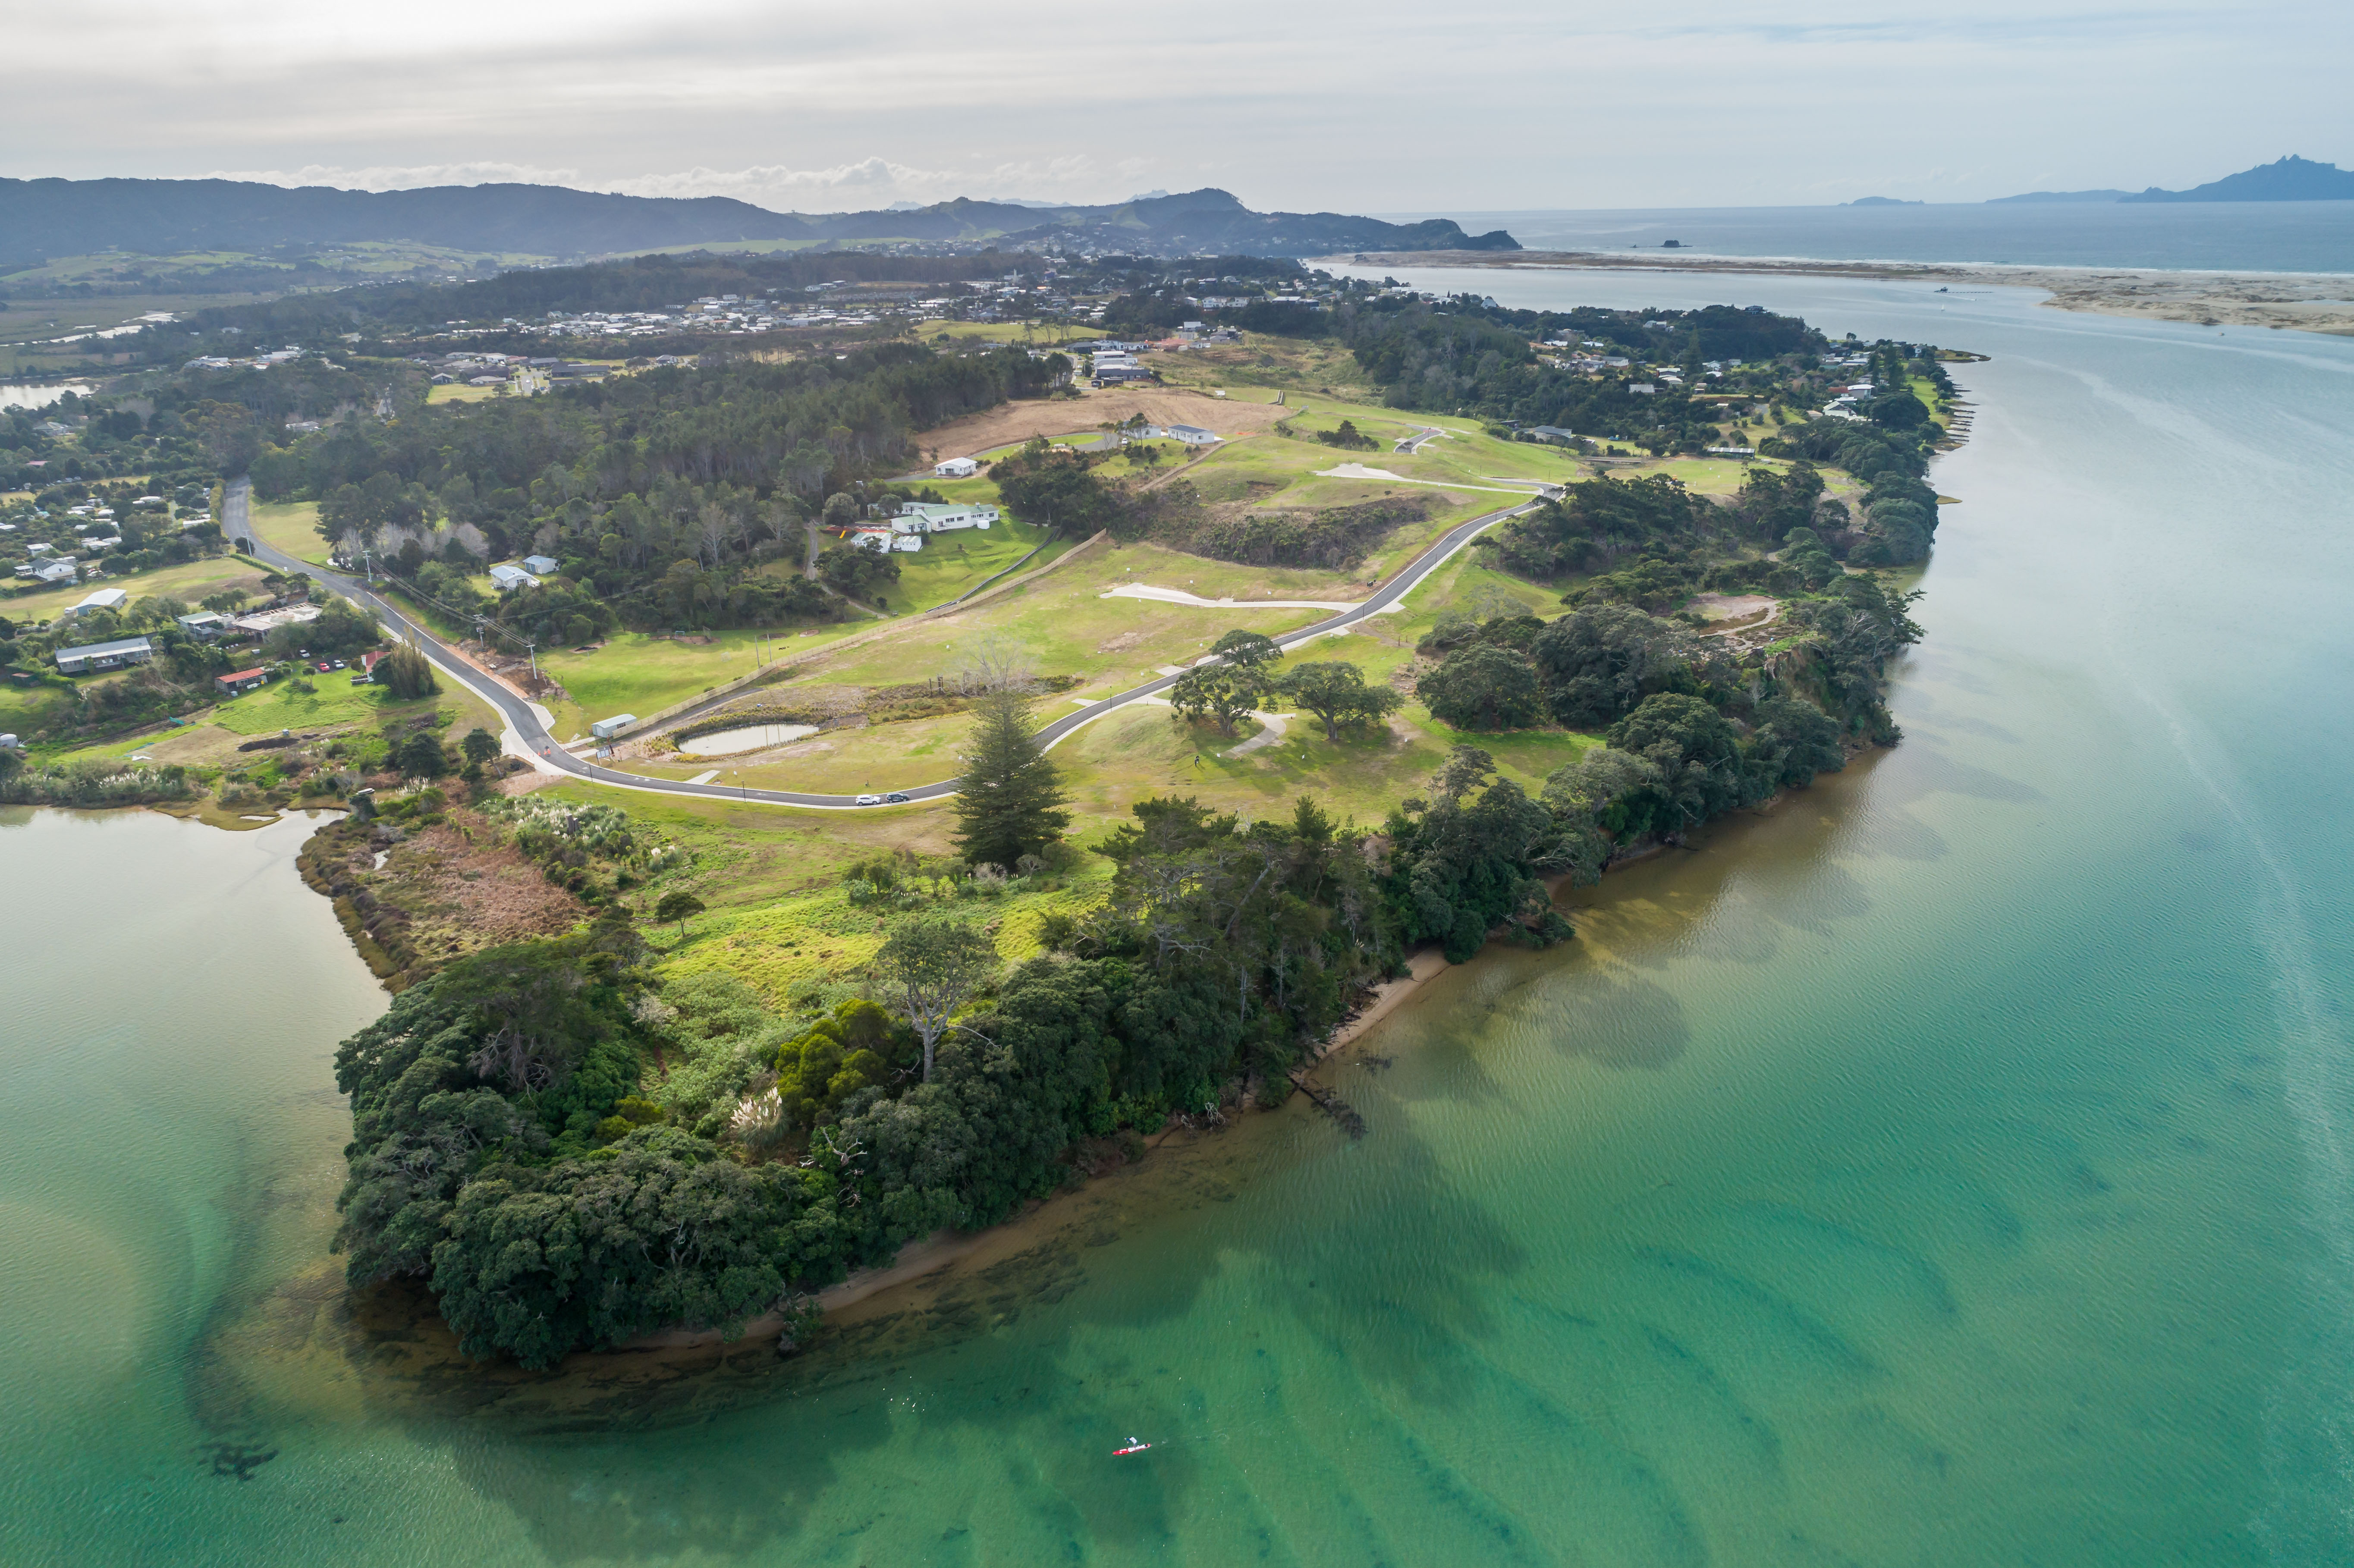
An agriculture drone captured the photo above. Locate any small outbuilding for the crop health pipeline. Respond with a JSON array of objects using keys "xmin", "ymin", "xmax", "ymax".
[
  {"xmin": 216, "ymin": 666, "xmax": 269, "ymax": 697},
  {"xmin": 933, "ymin": 456, "xmax": 979, "ymax": 479},
  {"xmin": 522, "ymin": 554, "xmax": 559, "ymax": 575},
  {"xmin": 590, "ymin": 714, "xmax": 638, "ymax": 741}
]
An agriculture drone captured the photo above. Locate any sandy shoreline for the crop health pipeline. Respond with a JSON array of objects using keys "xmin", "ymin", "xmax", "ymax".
[{"xmin": 1335, "ymin": 248, "xmax": 2354, "ymax": 337}]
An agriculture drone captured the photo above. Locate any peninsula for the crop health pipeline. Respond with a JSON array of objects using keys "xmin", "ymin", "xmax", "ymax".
[{"xmin": 2, "ymin": 250, "xmax": 1951, "ymax": 1367}]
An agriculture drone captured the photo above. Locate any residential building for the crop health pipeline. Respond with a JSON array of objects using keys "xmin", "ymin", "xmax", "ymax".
[
  {"xmin": 933, "ymin": 456, "xmax": 980, "ymax": 479},
  {"xmin": 1160, "ymin": 424, "xmax": 1221, "ymax": 447},
  {"xmin": 849, "ymin": 527, "xmax": 922, "ymax": 553},
  {"xmin": 231, "ymin": 604, "xmax": 323, "ymax": 636},
  {"xmin": 522, "ymin": 555, "xmax": 559, "ymax": 575},
  {"xmin": 887, "ymin": 502, "xmax": 998, "ymax": 535},
  {"xmin": 216, "ymin": 666, "xmax": 269, "ymax": 697},
  {"xmin": 176, "ymin": 612, "xmax": 231, "ymax": 639},
  {"xmin": 54, "ymin": 636, "xmax": 154, "ymax": 675},
  {"xmin": 488, "ymin": 563, "xmax": 541, "ymax": 592},
  {"xmin": 1525, "ymin": 426, "xmax": 1578, "ymax": 443}
]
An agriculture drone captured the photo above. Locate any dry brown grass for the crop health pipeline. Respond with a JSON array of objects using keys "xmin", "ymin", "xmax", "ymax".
[{"xmin": 919, "ymin": 388, "xmax": 1291, "ymax": 461}]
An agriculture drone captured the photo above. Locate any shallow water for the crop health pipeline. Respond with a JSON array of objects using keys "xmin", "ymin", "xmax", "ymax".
[
  {"xmin": 0, "ymin": 380, "xmax": 92, "ymax": 412},
  {"xmin": 4, "ymin": 277, "xmax": 2354, "ymax": 1564}
]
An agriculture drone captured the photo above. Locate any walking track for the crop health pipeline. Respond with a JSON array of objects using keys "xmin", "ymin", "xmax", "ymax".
[{"xmin": 224, "ymin": 479, "xmax": 1535, "ymax": 811}]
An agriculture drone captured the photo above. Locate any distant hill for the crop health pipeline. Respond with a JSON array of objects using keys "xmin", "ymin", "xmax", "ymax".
[
  {"xmin": 1842, "ymin": 197, "xmax": 1923, "ymax": 207},
  {"xmin": 0, "ymin": 178, "xmax": 1517, "ymax": 269},
  {"xmin": 1985, "ymin": 189, "xmax": 2133, "ymax": 204},
  {"xmin": 2119, "ymin": 156, "xmax": 2354, "ymax": 204}
]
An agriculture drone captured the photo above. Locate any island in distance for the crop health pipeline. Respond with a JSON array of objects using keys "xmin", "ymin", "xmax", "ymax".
[{"xmin": 1992, "ymin": 154, "xmax": 2354, "ymax": 203}]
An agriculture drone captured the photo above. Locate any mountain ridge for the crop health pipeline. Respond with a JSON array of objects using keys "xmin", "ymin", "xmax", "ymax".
[{"xmin": 0, "ymin": 178, "xmax": 1518, "ymax": 267}]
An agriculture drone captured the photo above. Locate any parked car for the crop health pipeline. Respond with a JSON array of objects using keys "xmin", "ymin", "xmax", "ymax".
[
  {"xmin": 331, "ymin": 659, "xmax": 346, "ymax": 670},
  {"xmin": 884, "ymin": 792, "xmax": 910, "ymax": 804},
  {"xmin": 314, "ymin": 660, "xmax": 331, "ymax": 672},
  {"xmin": 855, "ymin": 794, "xmax": 881, "ymax": 806}
]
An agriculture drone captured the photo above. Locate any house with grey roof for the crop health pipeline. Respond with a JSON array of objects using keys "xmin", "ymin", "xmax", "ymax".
[{"xmin": 54, "ymin": 636, "xmax": 154, "ymax": 675}]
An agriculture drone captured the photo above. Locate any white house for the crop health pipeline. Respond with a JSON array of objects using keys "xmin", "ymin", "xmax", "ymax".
[
  {"xmin": 69, "ymin": 588, "xmax": 129, "ymax": 616},
  {"xmin": 53, "ymin": 636, "xmax": 153, "ymax": 674},
  {"xmin": 488, "ymin": 562, "xmax": 541, "ymax": 592},
  {"xmin": 886, "ymin": 502, "xmax": 997, "ymax": 536},
  {"xmin": 933, "ymin": 456, "xmax": 979, "ymax": 479},
  {"xmin": 522, "ymin": 554, "xmax": 559, "ymax": 575},
  {"xmin": 1160, "ymin": 424, "xmax": 1220, "ymax": 447},
  {"xmin": 29, "ymin": 560, "xmax": 78, "ymax": 584}
]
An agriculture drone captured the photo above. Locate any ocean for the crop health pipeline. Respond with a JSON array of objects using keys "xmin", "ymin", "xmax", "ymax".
[{"xmin": 1383, "ymin": 200, "xmax": 2354, "ymax": 273}]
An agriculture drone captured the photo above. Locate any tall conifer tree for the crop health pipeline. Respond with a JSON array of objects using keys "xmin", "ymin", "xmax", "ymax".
[{"xmin": 952, "ymin": 690, "xmax": 1070, "ymax": 869}]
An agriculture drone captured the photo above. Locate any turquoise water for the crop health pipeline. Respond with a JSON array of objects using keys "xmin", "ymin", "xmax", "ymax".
[{"xmin": 5, "ymin": 277, "xmax": 2354, "ymax": 1563}]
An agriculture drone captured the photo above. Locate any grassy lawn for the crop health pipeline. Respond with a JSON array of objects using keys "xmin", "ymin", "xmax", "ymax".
[
  {"xmin": 4, "ymin": 553, "xmax": 271, "ymax": 622},
  {"xmin": 247, "ymin": 500, "xmax": 334, "ymax": 568},
  {"xmin": 208, "ymin": 677, "xmax": 399, "ymax": 735},
  {"xmin": 887, "ymin": 518, "xmax": 1070, "ymax": 610},
  {"xmin": 1050, "ymin": 698, "xmax": 1591, "ymax": 831},
  {"xmin": 925, "ymin": 322, "xmax": 1102, "ymax": 348},
  {"xmin": 540, "ymin": 628, "xmax": 864, "ymax": 739},
  {"xmin": 804, "ymin": 543, "xmax": 1330, "ymax": 697},
  {"xmin": 654, "ymin": 861, "xmax": 1118, "ymax": 1010},
  {"xmin": 425, "ymin": 383, "xmax": 505, "ymax": 405},
  {"xmin": 629, "ymin": 707, "xmax": 977, "ymax": 795},
  {"xmin": 0, "ymin": 680, "xmax": 66, "ymax": 736},
  {"xmin": 1152, "ymin": 336, "xmax": 1379, "ymax": 401}
]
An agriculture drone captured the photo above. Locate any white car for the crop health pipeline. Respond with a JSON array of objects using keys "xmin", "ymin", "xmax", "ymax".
[{"xmin": 855, "ymin": 793, "xmax": 882, "ymax": 806}]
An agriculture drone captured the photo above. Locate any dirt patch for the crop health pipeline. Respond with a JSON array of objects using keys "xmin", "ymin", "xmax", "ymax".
[
  {"xmin": 920, "ymin": 388, "xmax": 1291, "ymax": 461},
  {"xmin": 1689, "ymin": 591, "xmax": 1777, "ymax": 622},
  {"xmin": 1095, "ymin": 630, "xmax": 1150, "ymax": 654},
  {"xmin": 298, "ymin": 809, "xmax": 585, "ymax": 987}
]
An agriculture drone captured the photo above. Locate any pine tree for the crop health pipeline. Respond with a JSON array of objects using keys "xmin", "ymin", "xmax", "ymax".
[{"xmin": 952, "ymin": 690, "xmax": 1070, "ymax": 870}]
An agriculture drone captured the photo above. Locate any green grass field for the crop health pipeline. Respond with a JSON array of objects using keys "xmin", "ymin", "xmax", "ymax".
[
  {"xmin": 209, "ymin": 677, "xmax": 398, "ymax": 735},
  {"xmin": 4, "ymin": 553, "xmax": 271, "ymax": 622},
  {"xmin": 539, "ymin": 627, "xmax": 876, "ymax": 739},
  {"xmin": 246, "ymin": 500, "xmax": 334, "ymax": 568},
  {"xmin": 886, "ymin": 518, "xmax": 1071, "ymax": 611}
]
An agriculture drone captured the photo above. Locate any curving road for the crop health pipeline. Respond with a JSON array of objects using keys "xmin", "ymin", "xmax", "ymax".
[{"xmin": 225, "ymin": 478, "xmax": 1535, "ymax": 811}]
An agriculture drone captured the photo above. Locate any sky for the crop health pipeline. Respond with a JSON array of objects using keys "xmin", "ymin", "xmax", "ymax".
[{"xmin": 9, "ymin": 0, "xmax": 2349, "ymax": 214}]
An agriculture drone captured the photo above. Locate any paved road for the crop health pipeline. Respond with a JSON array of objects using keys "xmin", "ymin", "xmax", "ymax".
[{"xmin": 224, "ymin": 478, "xmax": 1534, "ymax": 811}]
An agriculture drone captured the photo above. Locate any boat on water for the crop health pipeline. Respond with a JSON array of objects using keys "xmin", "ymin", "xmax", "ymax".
[{"xmin": 1113, "ymin": 1438, "xmax": 1153, "ymax": 1455}]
